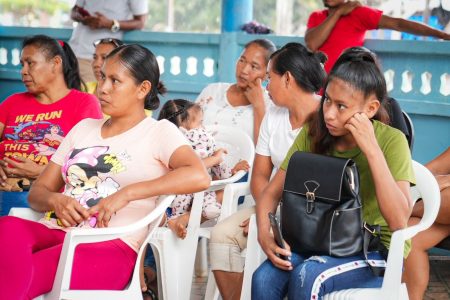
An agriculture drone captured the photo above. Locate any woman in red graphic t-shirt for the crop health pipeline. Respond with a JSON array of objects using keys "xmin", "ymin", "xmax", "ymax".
[{"xmin": 0, "ymin": 35, "xmax": 102, "ymax": 192}]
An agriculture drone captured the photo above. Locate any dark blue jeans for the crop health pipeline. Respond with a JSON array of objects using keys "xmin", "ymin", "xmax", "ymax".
[
  {"xmin": 0, "ymin": 191, "xmax": 29, "ymax": 216},
  {"xmin": 144, "ymin": 246, "xmax": 156, "ymax": 270},
  {"xmin": 252, "ymin": 252, "xmax": 384, "ymax": 300},
  {"xmin": 237, "ymin": 173, "xmax": 248, "ymax": 205}
]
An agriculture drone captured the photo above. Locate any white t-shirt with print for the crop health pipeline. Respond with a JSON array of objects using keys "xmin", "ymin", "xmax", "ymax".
[
  {"xmin": 42, "ymin": 117, "xmax": 188, "ymax": 252},
  {"xmin": 255, "ymin": 106, "xmax": 301, "ymax": 169},
  {"xmin": 195, "ymin": 82, "xmax": 272, "ymax": 143}
]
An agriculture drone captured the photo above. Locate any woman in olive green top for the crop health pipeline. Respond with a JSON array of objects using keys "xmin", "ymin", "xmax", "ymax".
[{"xmin": 251, "ymin": 47, "xmax": 415, "ymax": 299}]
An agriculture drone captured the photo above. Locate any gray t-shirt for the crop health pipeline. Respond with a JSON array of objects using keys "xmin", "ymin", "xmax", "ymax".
[{"xmin": 69, "ymin": 0, "xmax": 148, "ymax": 59}]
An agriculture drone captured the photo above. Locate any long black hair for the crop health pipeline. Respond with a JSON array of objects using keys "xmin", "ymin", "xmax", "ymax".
[
  {"xmin": 158, "ymin": 99, "xmax": 200, "ymax": 127},
  {"xmin": 269, "ymin": 42, "xmax": 326, "ymax": 93},
  {"xmin": 106, "ymin": 44, "xmax": 166, "ymax": 110},
  {"xmin": 22, "ymin": 34, "xmax": 84, "ymax": 91},
  {"xmin": 309, "ymin": 47, "xmax": 390, "ymax": 154}
]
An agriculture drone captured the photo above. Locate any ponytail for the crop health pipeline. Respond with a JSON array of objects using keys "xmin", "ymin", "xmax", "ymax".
[
  {"xmin": 269, "ymin": 42, "xmax": 327, "ymax": 93},
  {"xmin": 59, "ymin": 41, "xmax": 85, "ymax": 91},
  {"xmin": 158, "ymin": 99, "xmax": 198, "ymax": 127},
  {"xmin": 22, "ymin": 35, "xmax": 84, "ymax": 91},
  {"xmin": 145, "ymin": 81, "xmax": 167, "ymax": 110},
  {"xmin": 309, "ymin": 47, "xmax": 389, "ymax": 154}
]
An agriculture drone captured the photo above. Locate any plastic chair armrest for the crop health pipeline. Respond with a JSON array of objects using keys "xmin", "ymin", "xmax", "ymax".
[
  {"xmin": 9, "ymin": 207, "xmax": 44, "ymax": 221},
  {"xmin": 55, "ymin": 195, "xmax": 174, "ymax": 293},
  {"xmin": 208, "ymin": 170, "xmax": 248, "ymax": 192}
]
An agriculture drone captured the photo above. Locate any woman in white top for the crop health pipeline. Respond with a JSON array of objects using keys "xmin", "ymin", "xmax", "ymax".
[
  {"xmin": 196, "ymin": 39, "xmax": 276, "ymax": 143},
  {"xmin": 209, "ymin": 42, "xmax": 327, "ymax": 300}
]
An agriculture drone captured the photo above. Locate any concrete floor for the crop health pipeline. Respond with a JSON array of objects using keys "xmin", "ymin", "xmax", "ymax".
[
  {"xmin": 425, "ymin": 259, "xmax": 450, "ymax": 300},
  {"xmin": 191, "ymin": 259, "xmax": 450, "ymax": 300}
]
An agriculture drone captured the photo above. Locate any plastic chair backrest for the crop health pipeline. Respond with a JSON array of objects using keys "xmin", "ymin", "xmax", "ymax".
[
  {"xmin": 198, "ymin": 126, "xmax": 255, "ymax": 300},
  {"xmin": 205, "ymin": 124, "xmax": 255, "ymax": 173}
]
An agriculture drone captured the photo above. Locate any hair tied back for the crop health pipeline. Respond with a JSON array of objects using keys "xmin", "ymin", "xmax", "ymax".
[
  {"xmin": 348, "ymin": 53, "xmax": 375, "ymax": 64},
  {"xmin": 350, "ymin": 56, "xmax": 364, "ymax": 62},
  {"xmin": 314, "ymin": 51, "xmax": 328, "ymax": 64},
  {"xmin": 157, "ymin": 81, "xmax": 167, "ymax": 95},
  {"xmin": 166, "ymin": 108, "xmax": 186, "ymax": 120}
]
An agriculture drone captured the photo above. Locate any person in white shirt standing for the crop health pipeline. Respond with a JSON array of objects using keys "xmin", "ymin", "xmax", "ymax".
[{"xmin": 69, "ymin": 0, "xmax": 148, "ymax": 83}]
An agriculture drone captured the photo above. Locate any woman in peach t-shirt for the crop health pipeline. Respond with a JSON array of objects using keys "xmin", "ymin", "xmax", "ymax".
[{"xmin": 0, "ymin": 44, "xmax": 210, "ymax": 299}]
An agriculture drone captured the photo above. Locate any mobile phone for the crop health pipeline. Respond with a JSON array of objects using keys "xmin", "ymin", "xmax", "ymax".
[
  {"xmin": 268, "ymin": 212, "xmax": 288, "ymax": 260},
  {"xmin": 78, "ymin": 7, "xmax": 91, "ymax": 17}
]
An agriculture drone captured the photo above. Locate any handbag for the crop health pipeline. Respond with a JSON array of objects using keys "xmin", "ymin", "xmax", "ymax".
[{"xmin": 281, "ymin": 151, "xmax": 363, "ymax": 257}]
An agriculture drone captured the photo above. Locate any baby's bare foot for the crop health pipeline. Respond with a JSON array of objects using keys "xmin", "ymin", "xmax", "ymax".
[{"xmin": 167, "ymin": 213, "xmax": 190, "ymax": 239}]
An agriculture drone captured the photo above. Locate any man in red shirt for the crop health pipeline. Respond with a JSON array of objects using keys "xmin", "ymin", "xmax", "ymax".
[{"xmin": 306, "ymin": 0, "xmax": 450, "ymax": 73}]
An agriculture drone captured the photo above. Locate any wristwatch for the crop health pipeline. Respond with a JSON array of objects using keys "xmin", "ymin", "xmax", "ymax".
[{"xmin": 111, "ymin": 19, "xmax": 120, "ymax": 33}]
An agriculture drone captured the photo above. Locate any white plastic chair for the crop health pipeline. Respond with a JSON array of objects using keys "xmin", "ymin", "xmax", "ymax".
[
  {"xmin": 207, "ymin": 160, "xmax": 441, "ymax": 300},
  {"xmin": 198, "ymin": 124, "xmax": 255, "ymax": 236},
  {"xmin": 324, "ymin": 160, "xmax": 440, "ymax": 300},
  {"xmin": 204, "ymin": 181, "xmax": 265, "ymax": 300},
  {"xmin": 150, "ymin": 125, "xmax": 255, "ymax": 300},
  {"xmin": 9, "ymin": 195, "xmax": 175, "ymax": 300},
  {"xmin": 149, "ymin": 191, "xmax": 204, "ymax": 300},
  {"xmin": 205, "ymin": 124, "xmax": 256, "ymax": 185},
  {"xmin": 197, "ymin": 125, "xmax": 255, "ymax": 271},
  {"xmin": 241, "ymin": 213, "xmax": 266, "ymax": 300}
]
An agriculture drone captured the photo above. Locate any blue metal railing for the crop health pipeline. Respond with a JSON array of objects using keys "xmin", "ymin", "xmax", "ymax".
[{"xmin": 0, "ymin": 26, "xmax": 449, "ymax": 163}]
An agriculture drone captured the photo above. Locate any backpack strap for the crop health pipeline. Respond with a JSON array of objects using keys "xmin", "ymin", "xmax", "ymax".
[{"xmin": 363, "ymin": 222, "xmax": 389, "ymax": 277}]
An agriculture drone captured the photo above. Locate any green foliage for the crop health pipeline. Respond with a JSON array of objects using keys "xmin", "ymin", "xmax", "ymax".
[
  {"xmin": 147, "ymin": 0, "xmax": 220, "ymax": 32},
  {"xmin": 1, "ymin": 0, "xmax": 323, "ymax": 34},
  {"xmin": 174, "ymin": 0, "xmax": 220, "ymax": 32},
  {"xmin": 145, "ymin": 0, "xmax": 322, "ymax": 33},
  {"xmin": 254, "ymin": 0, "xmax": 322, "ymax": 34},
  {"xmin": 0, "ymin": 0, "xmax": 70, "ymax": 15},
  {"xmin": 293, "ymin": 0, "xmax": 322, "ymax": 34},
  {"xmin": 146, "ymin": 0, "xmax": 169, "ymax": 31},
  {"xmin": 254, "ymin": 0, "xmax": 277, "ymax": 31}
]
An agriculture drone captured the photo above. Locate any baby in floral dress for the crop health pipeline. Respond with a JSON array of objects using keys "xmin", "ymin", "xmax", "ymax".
[{"xmin": 158, "ymin": 99, "xmax": 249, "ymax": 238}]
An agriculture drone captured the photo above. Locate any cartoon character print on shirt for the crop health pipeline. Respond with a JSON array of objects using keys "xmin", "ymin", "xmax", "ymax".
[
  {"xmin": 1, "ymin": 109, "xmax": 66, "ymax": 161},
  {"xmin": 5, "ymin": 121, "xmax": 53, "ymax": 141},
  {"xmin": 2, "ymin": 122, "xmax": 64, "ymax": 165},
  {"xmin": 33, "ymin": 124, "xmax": 65, "ymax": 156},
  {"xmin": 45, "ymin": 146, "xmax": 127, "ymax": 227}
]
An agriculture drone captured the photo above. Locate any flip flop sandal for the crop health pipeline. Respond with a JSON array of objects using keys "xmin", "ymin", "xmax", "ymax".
[
  {"xmin": 142, "ymin": 288, "xmax": 158, "ymax": 300},
  {"xmin": 142, "ymin": 272, "xmax": 158, "ymax": 300}
]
